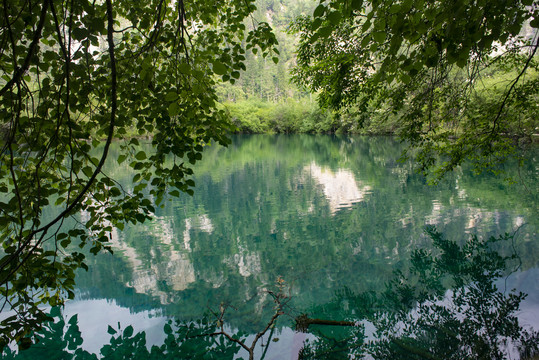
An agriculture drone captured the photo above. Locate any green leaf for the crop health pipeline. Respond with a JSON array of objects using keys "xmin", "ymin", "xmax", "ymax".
[
  {"xmin": 361, "ymin": 35, "xmax": 371, "ymax": 47},
  {"xmin": 373, "ymin": 31, "xmax": 387, "ymax": 43},
  {"xmin": 178, "ymin": 62, "xmax": 191, "ymax": 74},
  {"xmin": 110, "ymin": 187, "xmax": 121, "ymax": 197},
  {"xmin": 168, "ymin": 102, "xmax": 180, "ymax": 117},
  {"xmin": 141, "ymin": 57, "xmax": 152, "ymax": 70},
  {"xmin": 327, "ymin": 11, "xmax": 341, "ymax": 26},
  {"xmin": 123, "ymin": 325, "xmax": 134, "ymax": 338},
  {"xmin": 82, "ymin": 166, "xmax": 93, "ymax": 178},
  {"xmin": 107, "ymin": 326, "xmax": 117, "ymax": 335},
  {"xmin": 165, "ymin": 92, "xmax": 178, "ymax": 102},
  {"xmin": 72, "ymin": 27, "xmax": 88, "ymax": 41},
  {"xmin": 401, "ymin": 73, "xmax": 411, "ymax": 84},
  {"xmin": 212, "ymin": 61, "xmax": 227, "ymax": 75},
  {"xmin": 313, "ymin": 4, "xmax": 326, "ymax": 18},
  {"xmin": 311, "ymin": 18, "xmax": 323, "ymax": 31},
  {"xmin": 374, "ymin": 17, "xmax": 386, "ymax": 30},
  {"xmin": 117, "ymin": 154, "xmax": 127, "ymax": 164},
  {"xmin": 60, "ymin": 239, "xmax": 71, "ymax": 248},
  {"xmin": 272, "ymin": 57, "xmax": 279, "ymax": 64},
  {"xmin": 362, "ymin": 20, "xmax": 371, "ymax": 32},
  {"xmin": 135, "ymin": 151, "xmax": 146, "ymax": 161},
  {"xmin": 318, "ymin": 26, "xmax": 333, "ymax": 38},
  {"xmin": 389, "ymin": 4, "xmax": 400, "ymax": 13},
  {"xmin": 351, "ymin": 0, "xmax": 363, "ymax": 10}
]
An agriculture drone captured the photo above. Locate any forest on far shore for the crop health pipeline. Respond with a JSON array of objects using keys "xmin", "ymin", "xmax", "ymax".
[{"xmin": 217, "ymin": 0, "xmax": 538, "ymax": 137}]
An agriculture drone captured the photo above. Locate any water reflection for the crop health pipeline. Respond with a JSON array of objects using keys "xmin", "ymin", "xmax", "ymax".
[
  {"xmin": 4, "ymin": 228, "xmax": 538, "ymax": 359},
  {"xmin": 93, "ymin": 213, "xmax": 198, "ymax": 303},
  {"xmin": 298, "ymin": 227, "xmax": 539, "ymax": 359},
  {"xmin": 74, "ymin": 135, "xmax": 537, "ymax": 325},
  {"xmin": 183, "ymin": 214, "xmax": 214, "ymax": 252},
  {"xmin": 3, "ymin": 135, "xmax": 537, "ymax": 358},
  {"xmin": 305, "ymin": 162, "xmax": 372, "ymax": 214}
]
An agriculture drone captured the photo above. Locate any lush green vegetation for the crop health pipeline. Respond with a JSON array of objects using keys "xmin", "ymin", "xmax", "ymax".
[
  {"xmin": 291, "ymin": 0, "xmax": 539, "ymax": 181},
  {"xmin": 223, "ymin": 98, "xmax": 333, "ymax": 133},
  {"xmin": 1, "ymin": 0, "xmax": 538, "ymax": 353},
  {"xmin": 215, "ymin": 0, "xmax": 316, "ymax": 103},
  {"xmin": 222, "ymin": 64, "xmax": 539, "ymax": 138},
  {"xmin": 215, "ymin": 0, "xmax": 539, "ymax": 158}
]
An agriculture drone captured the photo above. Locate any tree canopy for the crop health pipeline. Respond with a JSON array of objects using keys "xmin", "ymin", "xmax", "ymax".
[
  {"xmin": 0, "ymin": 0, "xmax": 277, "ymax": 347},
  {"xmin": 292, "ymin": 0, "xmax": 539, "ymax": 181}
]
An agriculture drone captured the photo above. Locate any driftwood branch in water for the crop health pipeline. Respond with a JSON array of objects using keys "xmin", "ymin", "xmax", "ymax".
[
  {"xmin": 295, "ymin": 314, "xmax": 358, "ymax": 332},
  {"xmin": 204, "ymin": 279, "xmax": 291, "ymax": 360}
]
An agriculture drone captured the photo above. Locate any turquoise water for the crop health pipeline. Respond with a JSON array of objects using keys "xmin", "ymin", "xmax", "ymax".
[{"xmin": 7, "ymin": 135, "xmax": 539, "ymax": 358}]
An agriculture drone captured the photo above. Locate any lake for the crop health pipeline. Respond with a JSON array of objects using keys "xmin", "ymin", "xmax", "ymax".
[{"xmin": 6, "ymin": 135, "xmax": 539, "ymax": 359}]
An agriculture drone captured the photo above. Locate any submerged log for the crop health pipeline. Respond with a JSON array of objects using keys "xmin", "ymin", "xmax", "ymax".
[{"xmin": 295, "ymin": 314, "xmax": 358, "ymax": 332}]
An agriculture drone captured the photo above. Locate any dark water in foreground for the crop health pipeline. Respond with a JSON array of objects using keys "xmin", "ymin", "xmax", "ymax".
[{"xmin": 6, "ymin": 135, "xmax": 539, "ymax": 359}]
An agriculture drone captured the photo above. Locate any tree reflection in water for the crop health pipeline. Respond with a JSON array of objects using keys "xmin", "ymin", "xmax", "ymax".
[
  {"xmin": 3, "ymin": 227, "xmax": 538, "ymax": 359},
  {"xmin": 2, "ymin": 309, "xmax": 241, "ymax": 359},
  {"xmin": 299, "ymin": 227, "xmax": 539, "ymax": 359}
]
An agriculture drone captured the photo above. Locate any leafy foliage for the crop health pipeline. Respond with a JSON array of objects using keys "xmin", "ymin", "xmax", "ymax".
[
  {"xmin": 292, "ymin": 0, "xmax": 539, "ymax": 182},
  {"xmin": 0, "ymin": 0, "xmax": 278, "ymax": 347}
]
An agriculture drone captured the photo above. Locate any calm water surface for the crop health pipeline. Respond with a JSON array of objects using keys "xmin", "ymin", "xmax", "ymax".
[{"xmin": 16, "ymin": 135, "xmax": 539, "ymax": 358}]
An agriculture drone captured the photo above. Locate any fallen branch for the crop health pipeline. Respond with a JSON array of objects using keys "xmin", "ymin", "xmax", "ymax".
[{"xmin": 295, "ymin": 314, "xmax": 358, "ymax": 332}]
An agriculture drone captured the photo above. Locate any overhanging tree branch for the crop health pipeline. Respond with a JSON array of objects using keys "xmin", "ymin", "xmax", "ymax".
[
  {"xmin": 0, "ymin": 0, "xmax": 118, "ymax": 281},
  {"xmin": 1, "ymin": 0, "xmax": 280, "ymax": 347},
  {"xmin": 0, "ymin": 0, "xmax": 49, "ymax": 97}
]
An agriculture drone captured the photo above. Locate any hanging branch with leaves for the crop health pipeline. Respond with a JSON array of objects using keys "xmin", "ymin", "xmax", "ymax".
[{"xmin": 0, "ymin": 0, "xmax": 279, "ymax": 348}]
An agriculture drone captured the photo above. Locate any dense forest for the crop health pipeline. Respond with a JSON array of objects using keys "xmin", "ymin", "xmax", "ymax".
[{"xmin": 215, "ymin": 0, "xmax": 338, "ymax": 134}]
